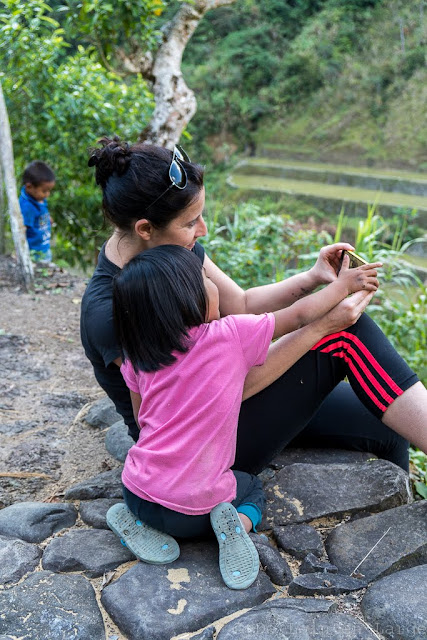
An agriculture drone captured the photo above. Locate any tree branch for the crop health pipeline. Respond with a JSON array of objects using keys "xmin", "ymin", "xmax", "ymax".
[{"xmin": 142, "ymin": 0, "xmax": 238, "ymax": 147}]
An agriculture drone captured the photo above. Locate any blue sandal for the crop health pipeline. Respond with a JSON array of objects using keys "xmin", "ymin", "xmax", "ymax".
[
  {"xmin": 106, "ymin": 503, "xmax": 180, "ymax": 564},
  {"xmin": 210, "ymin": 502, "xmax": 259, "ymax": 589}
]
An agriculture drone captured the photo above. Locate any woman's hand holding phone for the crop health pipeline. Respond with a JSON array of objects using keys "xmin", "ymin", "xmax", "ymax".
[{"xmin": 338, "ymin": 251, "xmax": 382, "ymax": 294}]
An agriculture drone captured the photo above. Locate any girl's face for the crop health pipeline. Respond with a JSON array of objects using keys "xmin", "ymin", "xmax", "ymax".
[
  {"xmin": 203, "ymin": 269, "xmax": 220, "ymax": 322},
  {"xmin": 147, "ymin": 188, "xmax": 207, "ymax": 250}
]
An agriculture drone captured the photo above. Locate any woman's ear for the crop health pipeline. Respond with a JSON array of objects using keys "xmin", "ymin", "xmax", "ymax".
[{"xmin": 134, "ymin": 218, "xmax": 153, "ymax": 241}]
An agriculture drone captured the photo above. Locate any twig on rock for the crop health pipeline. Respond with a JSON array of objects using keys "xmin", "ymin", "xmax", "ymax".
[
  {"xmin": 350, "ymin": 526, "xmax": 391, "ymax": 577},
  {"xmin": 0, "ymin": 471, "xmax": 52, "ymax": 479}
]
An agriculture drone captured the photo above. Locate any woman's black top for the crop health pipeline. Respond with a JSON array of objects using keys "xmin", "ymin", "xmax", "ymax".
[{"xmin": 80, "ymin": 241, "xmax": 205, "ymax": 440}]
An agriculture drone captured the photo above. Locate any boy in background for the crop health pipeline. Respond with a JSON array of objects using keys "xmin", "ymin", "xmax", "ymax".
[{"xmin": 19, "ymin": 161, "xmax": 55, "ymax": 262}]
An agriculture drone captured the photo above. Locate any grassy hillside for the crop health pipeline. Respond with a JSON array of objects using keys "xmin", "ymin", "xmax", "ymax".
[{"xmin": 183, "ymin": 0, "xmax": 427, "ymax": 170}]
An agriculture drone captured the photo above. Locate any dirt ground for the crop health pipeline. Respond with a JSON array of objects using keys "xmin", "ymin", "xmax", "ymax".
[{"xmin": 0, "ymin": 255, "xmax": 121, "ymax": 509}]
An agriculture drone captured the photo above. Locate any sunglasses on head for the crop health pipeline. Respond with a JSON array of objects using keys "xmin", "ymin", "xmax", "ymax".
[{"xmin": 146, "ymin": 145, "xmax": 190, "ymax": 210}]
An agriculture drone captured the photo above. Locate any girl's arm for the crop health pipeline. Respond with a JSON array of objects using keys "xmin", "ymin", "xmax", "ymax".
[
  {"xmin": 130, "ymin": 390, "xmax": 142, "ymax": 427},
  {"xmin": 272, "ymin": 256, "xmax": 381, "ymax": 339},
  {"xmin": 243, "ymin": 290, "xmax": 375, "ymax": 400},
  {"xmin": 203, "ymin": 243, "xmax": 356, "ymax": 316}
]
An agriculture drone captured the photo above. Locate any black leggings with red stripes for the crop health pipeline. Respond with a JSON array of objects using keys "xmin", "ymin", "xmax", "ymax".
[{"xmin": 234, "ymin": 313, "xmax": 418, "ymax": 474}]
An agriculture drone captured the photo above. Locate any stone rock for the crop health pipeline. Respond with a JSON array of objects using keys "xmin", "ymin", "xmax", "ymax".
[
  {"xmin": 42, "ymin": 529, "xmax": 134, "ymax": 578},
  {"xmin": 79, "ymin": 498, "xmax": 123, "ymax": 529},
  {"xmin": 0, "ymin": 502, "xmax": 77, "ymax": 543},
  {"xmin": 263, "ymin": 460, "xmax": 411, "ymax": 526},
  {"xmin": 326, "ymin": 501, "xmax": 427, "ymax": 582},
  {"xmin": 105, "ymin": 420, "xmax": 134, "ymax": 462},
  {"xmin": 0, "ymin": 571, "xmax": 105, "ymax": 639},
  {"xmin": 42, "ymin": 392, "xmax": 87, "ymax": 409},
  {"xmin": 288, "ymin": 572, "xmax": 367, "ymax": 596},
  {"xmin": 101, "ymin": 540, "xmax": 275, "ymax": 640},
  {"xmin": 65, "ymin": 468, "xmax": 123, "ymax": 500},
  {"xmin": 192, "ymin": 627, "xmax": 215, "ymax": 640},
  {"xmin": 0, "ymin": 535, "xmax": 41, "ymax": 584},
  {"xmin": 217, "ymin": 606, "xmax": 378, "ymax": 639},
  {"xmin": 270, "ymin": 448, "xmax": 377, "ymax": 469},
  {"xmin": 300, "ymin": 552, "xmax": 338, "ymax": 575},
  {"xmin": 249, "ymin": 533, "xmax": 293, "ymax": 585},
  {"xmin": 85, "ymin": 397, "xmax": 121, "ymax": 429},
  {"xmin": 257, "ymin": 467, "xmax": 276, "ymax": 482},
  {"xmin": 361, "ymin": 565, "xmax": 427, "ymax": 640},
  {"xmin": 262, "ymin": 598, "xmax": 338, "ymax": 613},
  {"xmin": 273, "ymin": 523, "xmax": 324, "ymax": 559}
]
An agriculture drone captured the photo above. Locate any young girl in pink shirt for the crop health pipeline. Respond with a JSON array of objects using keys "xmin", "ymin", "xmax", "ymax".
[{"xmin": 107, "ymin": 243, "xmax": 380, "ymax": 589}]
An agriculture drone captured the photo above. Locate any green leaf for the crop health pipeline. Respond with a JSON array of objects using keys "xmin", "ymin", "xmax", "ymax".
[{"xmin": 414, "ymin": 482, "xmax": 427, "ymax": 500}]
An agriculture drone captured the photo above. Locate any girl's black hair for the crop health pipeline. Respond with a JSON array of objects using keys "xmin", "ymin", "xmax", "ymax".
[
  {"xmin": 112, "ymin": 245, "xmax": 207, "ymax": 373},
  {"xmin": 22, "ymin": 161, "xmax": 55, "ymax": 186},
  {"xmin": 88, "ymin": 136, "xmax": 204, "ymax": 231}
]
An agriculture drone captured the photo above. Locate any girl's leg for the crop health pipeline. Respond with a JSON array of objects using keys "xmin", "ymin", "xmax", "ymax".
[
  {"xmin": 123, "ymin": 471, "xmax": 266, "ymax": 538},
  {"xmin": 235, "ymin": 313, "xmax": 419, "ymax": 475},
  {"xmin": 232, "ymin": 470, "xmax": 265, "ymax": 533},
  {"xmin": 123, "ymin": 486, "xmax": 212, "ymax": 538}
]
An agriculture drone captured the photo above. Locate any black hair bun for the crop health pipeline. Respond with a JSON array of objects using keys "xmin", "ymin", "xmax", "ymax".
[{"xmin": 88, "ymin": 136, "xmax": 132, "ymax": 188}]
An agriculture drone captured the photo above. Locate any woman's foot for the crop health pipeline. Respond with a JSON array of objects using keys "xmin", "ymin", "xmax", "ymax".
[
  {"xmin": 210, "ymin": 502, "xmax": 259, "ymax": 590},
  {"xmin": 106, "ymin": 503, "xmax": 180, "ymax": 564}
]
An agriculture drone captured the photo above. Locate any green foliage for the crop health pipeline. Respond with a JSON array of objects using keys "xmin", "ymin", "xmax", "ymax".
[
  {"xmin": 58, "ymin": 0, "xmax": 165, "ymax": 56},
  {"xmin": 185, "ymin": 0, "xmax": 386, "ymax": 157},
  {"xmin": 184, "ymin": 0, "xmax": 425, "ymax": 168},
  {"xmin": 202, "ymin": 201, "xmax": 331, "ymax": 289},
  {"xmin": 0, "ymin": 0, "xmax": 154, "ymax": 266},
  {"xmin": 410, "ymin": 448, "xmax": 427, "ymax": 500},
  {"xmin": 334, "ymin": 203, "xmax": 427, "ymax": 384}
]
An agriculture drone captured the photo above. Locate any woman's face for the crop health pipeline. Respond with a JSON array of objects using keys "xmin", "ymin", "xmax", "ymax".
[{"xmin": 148, "ymin": 188, "xmax": 207, "ymax": 250}]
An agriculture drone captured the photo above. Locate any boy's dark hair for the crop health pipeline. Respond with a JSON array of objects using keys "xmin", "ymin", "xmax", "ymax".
[
  {"xmin": 88, "ymin": 136, "xmax": 204, "ymax": 231},
  {"xmin": 113, "ymin": 245, "xmax": 207, "ymax": 373},
  {"xmin": 22, "ymin": 161, "xmax": 55, "ymax": 186}
]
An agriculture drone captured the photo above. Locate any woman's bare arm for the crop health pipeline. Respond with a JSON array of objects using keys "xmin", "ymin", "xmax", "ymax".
[
  {"xmin": 243, "ymin": 290, "xmax": 375, "ymax": 400},
  {"xmin": 204, "ymin": 254, "xmax": 320, "ymax": 315},
  {"xmin": 203, "ymin": 242, "xmax": 356, "ymax": 316}
]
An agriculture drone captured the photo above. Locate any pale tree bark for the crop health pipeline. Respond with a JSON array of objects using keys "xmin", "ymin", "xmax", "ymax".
[
  {"xmin": 118, "ymin": 0, "xmax": 237, "ymax": 148},
  {"xmin": 0, "ymin": 81, "xmax": 34, "ymax": 290},
  {"xmin": 0, "ymin": 163, "xmax": 5, "ymax": 254}
]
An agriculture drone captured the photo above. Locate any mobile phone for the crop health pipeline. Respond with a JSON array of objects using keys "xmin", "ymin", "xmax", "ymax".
[{"xmin": 341, "ymin": 250, "xmax": 369, "ymax": 269}]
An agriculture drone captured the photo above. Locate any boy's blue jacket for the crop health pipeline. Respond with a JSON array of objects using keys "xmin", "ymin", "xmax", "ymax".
[{"xmin": 19, "ymin": 187, "xmax": 51, "ymax": 255}]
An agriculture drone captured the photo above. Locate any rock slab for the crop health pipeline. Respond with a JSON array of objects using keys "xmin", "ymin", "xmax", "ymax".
[
  {"xmin": 263, "ymin": 460, "xmax": 411, "ymax": 525},
  {"xmin": 65, "ymin": 468, "xmax": 123, "ymax": 500},
  {"xmin": 288, "ymin": 572, "xmax": 367, "ymax": 596},
  {"xmin": 105, "ymin": 420, "xmax": 134, "ymax": 462},
  {"xmin": 0, "ymin": 535, "xmax": 41, "ymax": 584},
  {"xmin": 273, "ymin": 523, "xmax": 324, "ymax": 559},
  {"xmin": 326, "ymin": 501, "xmax": 427, "ymax": 582},
  {"xmin": 0, "ymin": 571, "xmax": 105, "ymax": 640},
  {"xmin": 42, "ymin": 529, "xmax": 134, "ymax": 577},
  {"xmin": 0, "ymin": 502, "xmax": 77, "ymax": 543},
  {"xmin": 85, "ymin": 396, "xmax": 121, "ymax": 428},
  {"xmin": 361, "ymin": 565, "xmax": 427, "ymax": 640},
  {"xmin": 270, "ymin": 448, "xmax": 376, "ymax": 469},
  {"xmin": 249, "ymin": 533, "xmax": 293, "ymax": 585},
  {"xmin": 217, "ymin": 605, "xmax": 378, "ymax": 639},
  {"xmin": 101, "ymin": 541, "xmax": 275, "ymax": 640},
  {"xmin": 79, "ymin": 498, "xmax": 123, "ymax": 529}
]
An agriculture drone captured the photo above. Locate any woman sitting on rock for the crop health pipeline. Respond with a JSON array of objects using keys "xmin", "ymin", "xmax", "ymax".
[
  {"xmin": 80, "ymin": 137, "xmax": 427, "ymax": 572},
  {"xmin": 107, "ymin": 242, "xmax": 380, "ymax": 589}
]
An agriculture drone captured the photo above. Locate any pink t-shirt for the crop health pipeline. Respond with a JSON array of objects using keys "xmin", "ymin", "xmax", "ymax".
[{"xmin": 120, "ymin": 312, "xmax": 275, "ymax": 515}]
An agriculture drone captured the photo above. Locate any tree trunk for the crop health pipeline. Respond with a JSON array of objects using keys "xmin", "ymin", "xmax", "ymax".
[
  {"xmin": 0, "ymin": 81, "xmax": 34, "ymax": 290},
  {"xmin": 0, "ymin": 163, "xmax": 5, "ymax": 255},
  {"xmin": 142, "ymin": 0, "xmax": 237, "ymax": 148}
]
